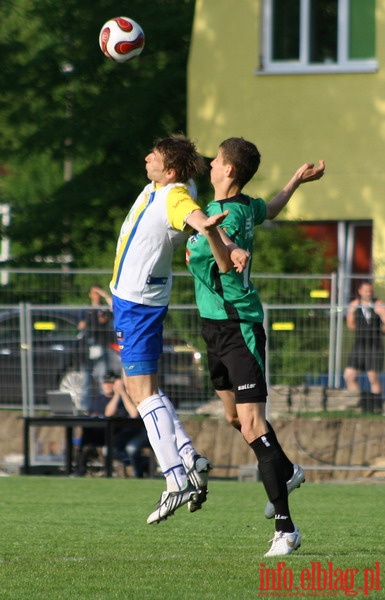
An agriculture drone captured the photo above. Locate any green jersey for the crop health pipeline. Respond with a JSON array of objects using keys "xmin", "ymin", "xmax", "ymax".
[{"xmin": 186, "ymin": 194, "xmax": 267, "ymax": 322}]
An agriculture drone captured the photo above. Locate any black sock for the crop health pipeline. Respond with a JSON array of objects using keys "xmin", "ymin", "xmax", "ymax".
[
  {"xmin": 360, "ymin": 391, "xmax": 372, "ymax": 412},
  {"xmin": 266, "ymin": 420, "xmax": 294, "ymax": 481},
  {"xmin": 370, "ymin": 393, "xmax": 383, "ymax": 414},
  {"xmin": 250, "ymin": 432, "xmax": 294, "ymax": 533}
]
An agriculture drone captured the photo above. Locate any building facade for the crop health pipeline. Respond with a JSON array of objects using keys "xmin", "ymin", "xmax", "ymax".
[{"xmin": 188, "ymin": 0, "xmax": 385, "ymax": 290}]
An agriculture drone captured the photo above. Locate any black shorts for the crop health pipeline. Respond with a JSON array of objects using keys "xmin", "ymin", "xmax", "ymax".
[
  {"xmin": 201, "ymin": 318, "xmax": 267, "ymax": 404},
  {"xmin": 347, "ymin": 343, "xmax": 384, "ymax": 373}
]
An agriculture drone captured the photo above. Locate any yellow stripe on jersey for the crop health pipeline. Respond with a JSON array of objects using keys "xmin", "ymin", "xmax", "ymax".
[
  {"xmin": 111, "ymin": 191, "xmax": 151, "ymax": 288},
  {"xmin": 166, "ymin": 186, "xmax": 200, "ymax": 231}
]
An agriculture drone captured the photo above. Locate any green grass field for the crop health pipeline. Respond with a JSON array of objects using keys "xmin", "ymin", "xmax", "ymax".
[{"xmin": 1, "ymin": 476, "xmax": 383, "ymax": 599}]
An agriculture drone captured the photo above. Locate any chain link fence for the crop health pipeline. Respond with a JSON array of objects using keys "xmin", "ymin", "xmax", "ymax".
[{"xmin": 0, "ymin": 269, "xmax": 384, "ymax": 415}]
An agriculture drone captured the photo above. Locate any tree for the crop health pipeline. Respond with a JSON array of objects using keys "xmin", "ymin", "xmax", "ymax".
[
  {"xmin": 0, "ymin": 0, "xmax": 196, "ymax": 267},
  {"xmin": 0, "ymin": 0, "xmax": 335, "ymax": 280}
]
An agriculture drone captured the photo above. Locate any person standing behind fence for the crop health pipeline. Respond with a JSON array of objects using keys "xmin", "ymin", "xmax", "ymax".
[
  {"xmin": 78, "ymin": 285, "xmax": 117, "ymax": 407},
  {"xmin": 344, "ymin": 280, "xmax": 385, "ymax": 414},
  {"xmin": 186, "ymin": 137, "xmax": 325, "ymax": 557}
]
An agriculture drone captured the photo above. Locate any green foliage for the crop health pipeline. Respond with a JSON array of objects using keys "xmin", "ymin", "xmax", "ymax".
[
  {"xmin": 1, "ymin": 477, "xmax": 384, "ymax": 599},
  {"xmin": 0, "ymin": 1, "xmax": 334, "ymax": 278},
  {"xmin": 268, "ymin": 311, "xmax": 331, "ymax": 386},
  {"xmin": 249, "ymin": 221, "xmax": 335, "ymax": 385},
  {"xmin": 0, "ymin": 0, "xmax": 195, "ymax": 267},
  {"xmin": 253, "ymin": 220, "xmax": 333, "ymax": 275}
]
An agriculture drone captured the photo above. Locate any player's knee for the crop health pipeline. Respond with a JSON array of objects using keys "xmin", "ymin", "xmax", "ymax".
[{"xmin": 344, "ymin": 368, "xmax": 357, "ymax": 382}]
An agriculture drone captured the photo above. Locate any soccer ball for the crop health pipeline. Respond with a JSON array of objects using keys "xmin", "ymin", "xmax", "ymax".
[{"xmin": 99, "ymin": 17, "xmax": 145, "ymax": 63}]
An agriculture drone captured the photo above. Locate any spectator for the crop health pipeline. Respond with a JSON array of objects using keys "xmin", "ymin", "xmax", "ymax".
[
  {"xmin": 78, "ymin": 285, "xmax": 117, "ymax": 408},
  {"xmin": 105, "ymin": 375, "xmax": 151, "ymax": 478},
  {"xmin": 74, "ymin": 371, "xmax": 150, "ymax": 477},
  {"xmin": 344, "ymin": 280, "xmax": 385, "ymax": 413}
]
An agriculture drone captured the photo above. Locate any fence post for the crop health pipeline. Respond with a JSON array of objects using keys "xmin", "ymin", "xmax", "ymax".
[
  {"xmin": 19, "ymin": 303, "xmax": 30, "ymax": 416},
  {"xmin": 334, "ymin": 270, "xmax": 346, "ymax": 389},
  {"xmin": 21, "ymin": 303, "xmax": 36, "ymax": 416},
  {"xmin": 328, "ymin": 272, "xmax": 337, "ymax": 388}
]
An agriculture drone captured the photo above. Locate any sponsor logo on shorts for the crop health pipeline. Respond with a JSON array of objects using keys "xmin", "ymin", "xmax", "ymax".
[{"xmin": 237, "ymin": 383, "xmax": 256, "ymax": 390}]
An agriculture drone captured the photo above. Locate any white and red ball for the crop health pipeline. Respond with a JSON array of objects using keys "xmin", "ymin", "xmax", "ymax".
[{"xmin": 99, "ymin": 17, "xmax": 145, "ymax": 63}]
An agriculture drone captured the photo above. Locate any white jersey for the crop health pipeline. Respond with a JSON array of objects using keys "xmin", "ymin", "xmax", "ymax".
[{"xmin": 110, "ymin": 181, "xmax": 199, "ymax": 306}]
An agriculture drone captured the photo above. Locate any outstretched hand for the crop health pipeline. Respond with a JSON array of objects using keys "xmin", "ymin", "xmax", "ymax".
[
  {"xmin": 296, "ymin": 160, "xmax": 325, "ymax": 183},
  {"xmin": 266, "ymin": 160, "xmax": 326, "ymax": 220},
  {"xmin": 202, "ymin": 209, "xmax": 230, "ymax": 231}
]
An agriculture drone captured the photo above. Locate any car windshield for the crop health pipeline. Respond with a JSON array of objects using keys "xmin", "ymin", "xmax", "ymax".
[
  {"xmin": 0, "ymin": 311, "xmax": 80, "ymax": 344},
  {"xmin": 0, "ymin": 314, "xmax": 21, "ymax": 343},
  {"xmin": 32, "ymin": 315, "xmax": 80, "ymax": 342}
]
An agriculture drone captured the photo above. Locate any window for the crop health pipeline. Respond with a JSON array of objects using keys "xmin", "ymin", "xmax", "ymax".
[{"xmin": 261, "ymin": 0, "xmax": 377, "ymax": 74}]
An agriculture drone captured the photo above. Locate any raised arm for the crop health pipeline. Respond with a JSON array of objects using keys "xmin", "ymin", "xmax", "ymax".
[
  {"xmin": 104, "ymin": 389, "xmax": 121, "ymax": 417},
  {"xmin": 266, "ymin": 160, "xmax": 325, "ymax": 220},
  {"xmin": 111, "ymin": 378, "xmax": 139, "ymax": 418},
  {"xmin": 186, "ymin": 209, "xmax": 234, "ymax": 273},
  {"xmin": 346, "ymin": 300, "xmax": 358, "ymax": 330},
  {"xmin": 186, "ymin": 209, "xmax": 249, "ymax": 273},
  {"xmin": 374, "ymin": 299, "xmax": 385, "ymax": 333},
  {"xmin": 92, "ymin": 285, "xmax": 113, "ymax": 308}
]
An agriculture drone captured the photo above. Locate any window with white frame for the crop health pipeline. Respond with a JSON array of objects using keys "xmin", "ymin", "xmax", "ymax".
[{"xmin": 261, "ymin": 0, "xmax": 377, "ymax": 74}]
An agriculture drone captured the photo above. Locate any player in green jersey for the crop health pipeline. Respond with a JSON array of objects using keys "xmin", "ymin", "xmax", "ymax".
[{"xmin": 186, "ymin": 137, "xmax": 325, "ymax": 556}]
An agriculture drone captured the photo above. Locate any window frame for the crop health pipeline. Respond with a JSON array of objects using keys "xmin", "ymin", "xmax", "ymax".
[{"xmin": 259, "ymin": 0, "xmax": 378, "ymax": 75}]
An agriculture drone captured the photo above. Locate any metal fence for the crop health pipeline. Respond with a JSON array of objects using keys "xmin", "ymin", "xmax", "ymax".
[{"xmin": 0, "ymin": 269, "xmax": 384, "ymax": 415}]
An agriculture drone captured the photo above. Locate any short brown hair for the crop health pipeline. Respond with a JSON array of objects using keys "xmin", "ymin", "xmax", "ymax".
[
  {"xmin": 153, "ymin": 134, "xmax": 205, "ymax": 183},
  {"xmin": 219, "ymin": 137, "xmax": 261, "ymax": 188}
]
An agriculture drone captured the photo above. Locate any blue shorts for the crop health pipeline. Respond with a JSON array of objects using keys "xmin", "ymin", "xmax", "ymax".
[{"xmin": 112, "ymin": 296, "xmax": 168, "ymax": 373}]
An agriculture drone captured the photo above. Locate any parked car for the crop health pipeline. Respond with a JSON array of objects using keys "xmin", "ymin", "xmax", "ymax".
[
  {"xmin": 159, "ymin": 337, "xmax": 206, "ymax": 407},
  {"xmin": 0, "ymin": 308, "xmax": 207, "ymax": 409}
]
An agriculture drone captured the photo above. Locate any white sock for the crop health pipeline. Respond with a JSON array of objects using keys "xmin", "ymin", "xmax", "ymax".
[
  {"xmin": 137, "ymin": 394, "xmax": 187, "ymax": 491},
  {"xmin": 159, "ymin": 390, "xmax": 197, "ymax": 470}
]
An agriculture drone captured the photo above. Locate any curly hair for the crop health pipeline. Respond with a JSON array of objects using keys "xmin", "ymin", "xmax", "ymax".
[{"xmin": 153, "ymin": 134, "xmax": 206, "ymax": 183}]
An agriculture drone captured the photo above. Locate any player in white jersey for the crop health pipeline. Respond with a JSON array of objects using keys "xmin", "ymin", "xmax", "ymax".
[{"xmin": 110, "ymin": 135, "xmax": 248, "ymax": 523}]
